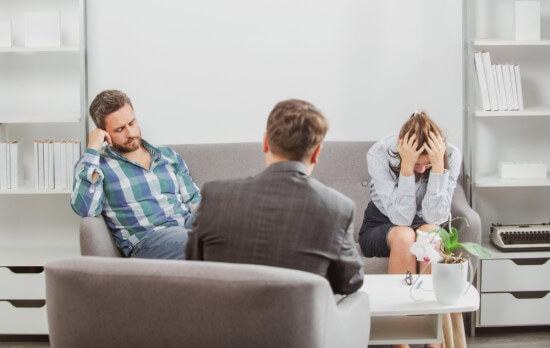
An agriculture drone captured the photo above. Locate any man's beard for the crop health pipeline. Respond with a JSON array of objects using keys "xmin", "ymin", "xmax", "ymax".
[{"xmin": 112, "ymin": 136, "xmax": 141, "ymax": 153}]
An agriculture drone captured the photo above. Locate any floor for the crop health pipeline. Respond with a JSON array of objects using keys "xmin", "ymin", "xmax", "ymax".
[{"xmin": 1, "ymin": 327, "xmax": 550, "ymax": 348}]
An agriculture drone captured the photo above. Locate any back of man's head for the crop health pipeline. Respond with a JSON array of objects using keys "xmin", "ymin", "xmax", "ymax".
[{"xmin": 266, "ymin": 99, "xmax": 328, "ymax": 162}]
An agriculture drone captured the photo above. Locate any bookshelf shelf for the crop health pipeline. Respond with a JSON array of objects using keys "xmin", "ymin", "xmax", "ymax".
[
  {"xmin": 0, "ymin": 46, "xmax": 79, "ymax": 53},
  {"xmin": 475, "ymin": 174, "xmax": 550, "ymax": 188},
  {"xmin": 0, "ymin": 244, "xmax": 79, "ymax": 267},
  {"xmin": 474, "ymin": 107, "xmax": 550, "ymax": 117},
  {"xmin": 473, "ymin": 39, "xmax": 550, "ymax": 46},
  {"xmin": 0, "ymin": 180, "xmax": 71, "ymax": 194},
  {"xmin": 0, "ymin": 115, "xmax": 81, "ymax": 124}
]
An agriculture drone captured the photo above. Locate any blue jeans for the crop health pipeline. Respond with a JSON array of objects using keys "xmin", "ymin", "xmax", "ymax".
[{"xmin": 130, "ymin": 226, "xmax": 189, "ymax": 260}]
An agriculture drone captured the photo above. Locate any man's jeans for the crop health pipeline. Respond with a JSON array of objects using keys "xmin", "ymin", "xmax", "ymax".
[{"xmin": 131, "ymin": 226, "xmax": 189, "ymax": 260}]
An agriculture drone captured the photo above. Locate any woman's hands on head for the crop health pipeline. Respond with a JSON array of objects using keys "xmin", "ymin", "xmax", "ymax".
[
  {"xmin": 424, "ymin": 132, "xmax": 446, "ymax": 174},
  {"xmin": 398, "ymin": 132, "xmax": 425, "ymax": 177}
]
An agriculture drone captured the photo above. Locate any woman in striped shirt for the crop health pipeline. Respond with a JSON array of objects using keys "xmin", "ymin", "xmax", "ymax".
[{"xmin": 359, "ymin": 111, "xmax": 462, "ymax": 277}]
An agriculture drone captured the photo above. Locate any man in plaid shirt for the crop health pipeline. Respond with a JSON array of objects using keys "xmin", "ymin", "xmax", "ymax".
[{"xmin": 71, "ymin": 90, "xmax": 201, "ymax": 259}]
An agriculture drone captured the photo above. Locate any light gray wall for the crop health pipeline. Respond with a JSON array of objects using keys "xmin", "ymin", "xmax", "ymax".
[{"xmin": 86, "ymin": 0, "xmax": 464, "ymax": 148}]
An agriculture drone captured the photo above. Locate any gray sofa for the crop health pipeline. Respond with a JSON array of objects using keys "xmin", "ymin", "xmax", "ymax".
[
  {"xmin": 80, "ymin": 141, "xmax": 481, "ymax": 274},
  {"xmin": 46, "ymin": 257, "xmax": 371, "ymax": 348}
]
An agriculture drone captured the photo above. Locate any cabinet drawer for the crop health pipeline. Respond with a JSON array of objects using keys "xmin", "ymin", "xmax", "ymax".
[
  {"xmin": 481, "ymin": 259, "xmax": 550, "ymax": 292},
  {"xmin": 480, "ymin": 293, "xmax": 550, "ymax": 326},
  {"xmin": 0, "ymin": 267, "xmax": 45, "ymax": 299},
  {"xmin": 0, "ymin": 301, "xmax": 48, "ymax": 334}
]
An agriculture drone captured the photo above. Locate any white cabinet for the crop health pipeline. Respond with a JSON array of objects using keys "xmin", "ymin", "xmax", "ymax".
[
  {"xmin": 476, "ymin": 242, "xmax": 550, "ymax": 328},
  {"xmin": 466, "ymin": 0, "xmax": 550, "ymax": 332},
  {"xmin": 0, "ymin": 0, "xmax": 86, "ymax": 335}
]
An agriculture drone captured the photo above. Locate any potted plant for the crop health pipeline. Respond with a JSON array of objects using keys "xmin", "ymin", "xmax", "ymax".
[{"xmin": 410, "ymin": 216, "xmax": 491, "ymax": 304}]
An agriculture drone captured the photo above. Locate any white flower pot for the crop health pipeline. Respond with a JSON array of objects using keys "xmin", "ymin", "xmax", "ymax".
[{"xmin": 432, "ymin": 261, "xmax": 469, "ymax": 305}]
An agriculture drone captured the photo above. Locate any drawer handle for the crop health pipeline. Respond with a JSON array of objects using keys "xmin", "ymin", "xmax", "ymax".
[
  {"xmin": 510, "ymin": 259, "xmax": 549, "ymax": 266},
  {"xmin": 510, "ymin": 291, "xmax": 549, "ymax": 299},
  {"xmin": 5, "ymin": 266, "xmax": 44, "ymax": 274},
  {"xmin": 3, "ymin": 300, "xmax": 46, "ymax": 308}
]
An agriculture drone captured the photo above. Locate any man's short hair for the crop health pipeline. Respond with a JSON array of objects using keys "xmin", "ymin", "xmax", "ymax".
[
  {"xmin": 267, "ymin": 99, "xmax": 328, "ymax": 161},
  {"xmin": 89, "ymin": 90, "xmax": 133, "ymax": 129}
]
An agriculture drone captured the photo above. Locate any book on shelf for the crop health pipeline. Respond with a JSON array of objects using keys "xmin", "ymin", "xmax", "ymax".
[
  {"xmin": 35, "ymin": 139, "xmax": 81, "ymax": 190},
  {"xmin": 481, "ymin": 52, "xmax": 499, "ymax": 111},
  {"xmin": 0, "ymin": 142, "xmax": 8, "ymax": 189},
  {"xmin": 8, "ymin": 141, "xmax": 22, "ymax": 189},
  {"xmin": 495, "ymin": 65, "xmax": 508, "ymax": 111},
  {"xmin": 514, "ymin": 65, "xmax": 524, "ymax": 111},
  {"xmin": 474, "ymin": 52, "xmax": 491, "ymax": 111},
  {"xmin": 474, "ymin": 52, "xmax": 524, "ymax": 112}
]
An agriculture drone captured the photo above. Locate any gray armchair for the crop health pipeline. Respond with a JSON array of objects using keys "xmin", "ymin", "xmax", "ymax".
[{"xmin": 45, "ymin": 257, "xmax": 371, "ymax": 348}]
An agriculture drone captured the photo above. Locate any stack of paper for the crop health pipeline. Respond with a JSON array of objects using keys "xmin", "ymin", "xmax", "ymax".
[
  {"xmin": 35, "ymin": 139, "xmax": 81, "ymax": 190},
  {"xmin": 474, "ymin": 51, "xmax": 524, "ymax": 111},
  {"xmin": 0, "ymin": 141, "xmax": 23, "ymax": 189}
]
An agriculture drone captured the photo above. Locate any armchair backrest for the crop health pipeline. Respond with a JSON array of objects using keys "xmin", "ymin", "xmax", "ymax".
[{"xmin": 46, "ymin": 257, "xmax": 362, "ymax": 348}]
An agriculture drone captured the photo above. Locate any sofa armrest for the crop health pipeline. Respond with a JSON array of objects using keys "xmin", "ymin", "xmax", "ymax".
[
  {"xmin": 326, "ymin": 291, "xmax": 370, "ymax": 348},
  {"xmin": 451, "ymin": 185, "xmax": 482, "ymax": 270},
  {"xmin": 79, "ymin": 216, "xmax": 122, "ymax": 257}
]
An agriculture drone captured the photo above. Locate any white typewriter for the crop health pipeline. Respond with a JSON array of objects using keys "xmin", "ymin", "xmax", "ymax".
[{"xmin": 490, "ymin": 223, "xmax": 550, "ymax": 252}]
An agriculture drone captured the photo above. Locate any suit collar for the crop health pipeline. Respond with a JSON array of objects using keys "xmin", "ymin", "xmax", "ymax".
[{"xmin": 265, "ymin": 160, "xmax": 309, "ymax": 176}]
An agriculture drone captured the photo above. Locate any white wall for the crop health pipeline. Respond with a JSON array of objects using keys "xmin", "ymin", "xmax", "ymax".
[{"xmin": 87, "ymin": 0, "xmax": 463, "ymax": 148}]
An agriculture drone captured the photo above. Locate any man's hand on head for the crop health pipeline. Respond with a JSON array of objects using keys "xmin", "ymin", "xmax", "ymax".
[{"xmin": 88, "ymin": 128, "xmax": 112, "ymax": 151}]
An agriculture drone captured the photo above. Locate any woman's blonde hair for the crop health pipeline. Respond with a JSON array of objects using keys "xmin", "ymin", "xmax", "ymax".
[{"xmin": 389, "ymin": 110, "xmax": 448, "ymax": 179}]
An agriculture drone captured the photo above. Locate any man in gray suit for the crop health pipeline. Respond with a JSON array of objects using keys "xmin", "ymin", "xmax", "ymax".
[{"xmin": 185, "ymin": 99, "xmax": 364, "ymax": 295}]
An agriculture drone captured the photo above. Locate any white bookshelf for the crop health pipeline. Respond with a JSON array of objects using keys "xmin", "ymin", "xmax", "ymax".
[
  {"xmin": 0, "ymin": 46, "xmax": 79, "ymax": 53},
  {"xmin": 474, "ymin": 39, "xmax": 550, "ymax": 46},
  {"xmin": 475, "ymin": 174, "xmax": 550, "ymax": 188},
  {"xmin": 0, "ymin": 0, "xmax": 87, "ymax": 335},
  {"xmin": 474, "ymin": 106, "xmax": 550, "ymax": 117},
  {"xmin": 0, "ymin": 244, "xmax": 80, "ymax": 267},
  {"xmin": 0, "ymin": 114, "xmax": 81, "ymax": 124},
  {"xmin": 466, "ymin": 0, "xmax": 550, "ymax": 335},
  {"xmin": 0, "ymin": 179, "xmax": 71, "ymax": 194}
]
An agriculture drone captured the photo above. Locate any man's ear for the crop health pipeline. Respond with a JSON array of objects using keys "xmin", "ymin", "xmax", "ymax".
[
  {"xmin": 263, "ymin": 132, "xmax": 269, "ymax": 154},
  {"xmin": 310, "ymin": 144, "xmax": 322, "ymax": 164}
]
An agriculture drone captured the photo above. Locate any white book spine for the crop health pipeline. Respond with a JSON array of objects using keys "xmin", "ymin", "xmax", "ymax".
[
  {"xmin": 491, "ymin": 65, "xmax": 503, "ymax": 111},
  {"xmin": 38, "ymin": 141, "xmax": 45, "ymax": 190},
  {"xmin": 9, "ymin": 141, "xmax": 22, "ymax": 189},
  {"xmin": 509, "ymin": 64, "xmax": 519, "ymax": 110},
  {"xmin": 44, "ymin": 141, "xmax": 50, "ymax": 189},
  {"xmin": 495, "ymin": 65, "xmax": 508, "ymax": 111},
  {"xmin": 481, "ymin": 52, "xmax": 499, "ymax": 111},
  {"xmin": 48, "ymin": 141, "xmax": 54, "ymax": 189},
  {"xmin": 502, "ymin": 65, "xmax": 515, "ymax": 111},
  {"xmin": 71, "ymin": 140, "xmax": 81, "ymax": 190},
  {"xmin": 34, "ymin": 142, "xmax": 39, "ymax": 188},
  {"xmin": 66, "ymin": 140, "xmax": 73, "ymax": 189},
  {"xmin": 514, "ymin": 65, "xmax": 524, "ymax": 111},
  {"xmin": 53, "ymin": 141, "xmax": 62, "ymax": 189},
  {"xmin": 0, "ymin": 142, "xmax": 7, "ymax": 189},
  {"xmin": 474, "ymin": 52, "xmax": 491, "ymax": 111},
  {"xmin": 59, "ymin": 141, "xmax": 67, "ymax": 189}
]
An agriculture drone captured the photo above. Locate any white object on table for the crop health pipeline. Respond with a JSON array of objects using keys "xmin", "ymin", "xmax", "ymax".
[{"xmin": 515, "ymin": 1, "xmax": 540, "ymax": 41}]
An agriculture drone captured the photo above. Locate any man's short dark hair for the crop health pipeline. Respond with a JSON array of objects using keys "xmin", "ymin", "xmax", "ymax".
[
  {"xmin": 266, "ymin": 99, "xmax": 328, "ymax": 161},
  {"xmin": 89, "ymin": 90, "xmax": 133, "ymax": 129}
]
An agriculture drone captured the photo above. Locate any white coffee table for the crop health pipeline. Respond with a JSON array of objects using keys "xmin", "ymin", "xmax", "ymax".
[{"xmin": 360, "ymin": 274, "xmax": 480, "ymax": 346}]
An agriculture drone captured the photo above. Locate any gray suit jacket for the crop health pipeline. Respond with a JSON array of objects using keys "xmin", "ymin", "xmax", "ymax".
[{"xmin": 185, "ymin": 161, "xmax": 364, "ymax": 295}]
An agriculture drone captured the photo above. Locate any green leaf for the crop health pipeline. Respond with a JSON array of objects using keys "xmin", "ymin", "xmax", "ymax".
[
  {"xmin": 457, "ymin": 242, "xmax": 492, "ymax": 259},
  {"xmin": 438, "ymin": 227, "xmax": 453, "ymax": 251},
  {"xmin": 450, "ymin": 226, "xmax": 459, "ymax": 246}
]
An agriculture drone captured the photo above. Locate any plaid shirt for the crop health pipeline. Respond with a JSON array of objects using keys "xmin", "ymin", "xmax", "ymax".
[{"xmin": 71, "ymin": 140, "xmax": 201, "ymax": 256}]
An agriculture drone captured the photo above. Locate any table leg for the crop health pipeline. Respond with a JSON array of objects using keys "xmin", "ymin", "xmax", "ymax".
[
  {"xmin": 451, "ymin": 312, "xmax": 467, "ymax": 348},
  {"xmin": 442, "ymin": 313, "xmax": 454, "ymax": 348}
]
